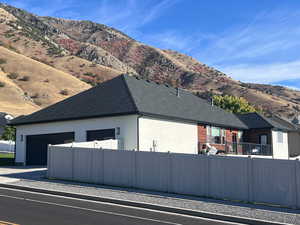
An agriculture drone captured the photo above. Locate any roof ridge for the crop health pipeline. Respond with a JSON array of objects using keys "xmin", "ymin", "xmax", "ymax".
[
  {"xmin": 257, "ymin": 113, "xmax": 275, "ymax": 128},
  {"xmin": 122, "ymin": 75, "xmax": 139, "ymax": 113}
]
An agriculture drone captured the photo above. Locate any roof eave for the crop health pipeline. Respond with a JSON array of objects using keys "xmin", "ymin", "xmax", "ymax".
[
  {"xmin": 139, "ymin": 112, "xmax": 248, "ymax": 130},
  {"xmin": 10, "ymin": 111, "xmax": 139, "ymax": 126}
]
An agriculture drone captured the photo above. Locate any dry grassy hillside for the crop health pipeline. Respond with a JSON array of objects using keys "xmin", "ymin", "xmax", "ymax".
[
  {"xmin": 0, "ymin": 7, "xmax": 122, "ymax": 86},
  {"xmin": 0, "ymin": 46, "xmax": 91, "ymax": 115},
  {"xmin": 0, "ymin": 3, "xmax": 300, "ymax": 120},
  {"xmin": 0, "ymin": 69, "xmax": 39, "ymax": 116}
]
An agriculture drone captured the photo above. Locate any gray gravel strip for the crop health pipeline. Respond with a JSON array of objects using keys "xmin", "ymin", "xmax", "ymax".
[{"xmin": 5, "ymin": 173, "xmax": 298, "ymax": 225}]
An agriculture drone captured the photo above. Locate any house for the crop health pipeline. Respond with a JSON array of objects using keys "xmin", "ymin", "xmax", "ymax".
[
  {"xmin": 269, "ymin": 115, "xmax": 300, "ymax": 157},
  {"xmin": 10, "ymin": 74, "xmax": 291, "ymax": 165},
  {"xmin": 237, "ymin": 113, "xmax": 290, "ymax": 159}
]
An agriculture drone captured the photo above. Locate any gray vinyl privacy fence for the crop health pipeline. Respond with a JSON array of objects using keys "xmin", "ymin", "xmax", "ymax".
[{"xmin": 47, "ymin": 146, "xmax": 300, "ymax": 208}]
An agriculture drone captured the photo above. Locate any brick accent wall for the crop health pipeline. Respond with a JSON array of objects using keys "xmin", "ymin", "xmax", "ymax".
[
  {"xmin": 198, "ymin": 124, "xmax": 207, "ymax": 144},
  {"xmin": 197, "ymin": 124, "xmax": 242, "ymax": 152}
]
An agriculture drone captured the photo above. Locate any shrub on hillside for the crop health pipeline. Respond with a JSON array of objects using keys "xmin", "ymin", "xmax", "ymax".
[
  {"xmin": 83, "ymin": 72, "xmax": 97, "ymax": 78},
  {"xmin": 7, "ymin": 72, "xmax": 19, "ymax": 79},
  {"xmin": 30, "ymin": 93, "xmax": 39, "ymax": 99},
  {"xmin": 19, "ymin": 76, "xmax": 30, "ymax": 81},
  {"xmin": 0, "ymin": 82, "xmax": 5, "ymax": 88},
  {"xmin": 0, "ymin": 58, "xmax": 6, "ymax": 64},
  {"xmin": 33, "ymin": 100, "xmax": 42, "ymax": 106},
  {"xmin": 59, "ymin": 89, "xmax": 69, "ymax": 96}
]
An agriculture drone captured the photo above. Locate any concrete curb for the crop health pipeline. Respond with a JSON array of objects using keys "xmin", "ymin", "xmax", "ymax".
[{"xmin": 0, "ymin": 182, "xmax": 292, "ymax": 225}]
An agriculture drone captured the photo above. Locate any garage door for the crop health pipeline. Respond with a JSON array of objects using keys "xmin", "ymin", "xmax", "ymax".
[
  {"xmin": 26, "ymin": 132, "xmax": 74, "ymax": 165},
  {"xmin": 86, "ymin": 129, "xmax": 115, "ymax": 141}
]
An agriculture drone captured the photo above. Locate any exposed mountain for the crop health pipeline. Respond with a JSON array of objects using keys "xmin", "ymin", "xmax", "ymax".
[{"xmin": 0, "ymin": 3, "xmax": 299, "ymax": 119}]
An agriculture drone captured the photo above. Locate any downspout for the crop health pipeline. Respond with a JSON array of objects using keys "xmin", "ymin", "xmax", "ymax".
[{"xmin": 137, "ymin": 114, "xmax": 142, "ymax": 151}]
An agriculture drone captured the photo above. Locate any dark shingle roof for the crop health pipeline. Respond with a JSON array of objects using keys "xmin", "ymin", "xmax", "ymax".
[
  {"xmin": 10, "ymin": 75, "xmax": 247, "ymax": 129},
  {"xmin": 11, "ymin": 75, "xmax": 138, "ymax": 125},
  {"xmin": 0, "ymin": 113, "xmax": 7, "ymax": 127},
  {"xmin": 124, "ymin": 75, "xmax": 247, "ymax": 129},
  {"xmin": 269, "ymin": 115, "xmax": 300, "ymax": 131},
  {"xmin": 237, "ymin": 112, "xmax": 291, "ymax": 131}
]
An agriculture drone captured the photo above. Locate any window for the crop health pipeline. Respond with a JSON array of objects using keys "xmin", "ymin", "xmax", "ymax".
[
  {"xmin": 277, "ymin": 132, "xmax": 283, "ymax": 143},
  {"xmin": 207, "ymin": 126, "xmax": 225, "ymax": 144}
]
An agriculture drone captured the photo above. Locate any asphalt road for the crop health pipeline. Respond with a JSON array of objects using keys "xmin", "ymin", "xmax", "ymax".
[{"xmin": 0, "ymin": 187, "xmax": 242, "ymax": 225}]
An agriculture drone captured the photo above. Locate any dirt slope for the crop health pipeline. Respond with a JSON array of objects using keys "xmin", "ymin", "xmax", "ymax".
[{"xmin": 0, "ymin": 46, "xmax": 90, "ymax": 115}]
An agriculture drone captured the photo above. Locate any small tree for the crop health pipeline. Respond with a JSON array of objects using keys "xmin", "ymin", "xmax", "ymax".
[
  {"xmin": 212, "ymin": 95, "xmax": 260, "ymax": 114},
  {"xmin": 1, "ymin": 126, "xmax": 16, "ymax": 141}
]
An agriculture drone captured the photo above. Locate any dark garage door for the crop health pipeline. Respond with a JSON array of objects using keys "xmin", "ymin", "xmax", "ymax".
[
  {"xmin": 26, "ymin": 132, "xmax": 74, "ymax": 165},
  {"xmin": 86, "ymin": 129, "xmax": 115, "ymax": 141}
]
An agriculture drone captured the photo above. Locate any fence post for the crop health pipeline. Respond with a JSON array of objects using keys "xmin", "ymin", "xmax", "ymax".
[
  {"xmin": 295, "ymin": 159, "xmax": 299, "ymax": 208},
  {"xmin": 47, "ymin": 145, "xmax": 51, "ymax": 178},
  {"xmin": 206, "ymin": 155, "xmax": 210, "ymax": 197},
  {"xmin": 247, "ymin": 156, "xmax": 253, "ymax": 203},
  {"xmin": 132, "ymin": 149, "xmax": 137, "ymax": 188},
  {"xmin": 90, "ymin": 148, "xmax": 93, "ymax": 183},
  {"xmin": 102, "ymin": 149, "xmax": 105, "ymax": 184},
  {"xmin": 168, "ymin": 152, "xmax": 173, "ymax": 193},
  {"xmin": 71, "ymin": 147, "xmax": 75, "ymax": 181}
]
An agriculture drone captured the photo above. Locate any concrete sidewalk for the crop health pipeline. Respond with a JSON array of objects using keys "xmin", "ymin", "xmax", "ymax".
[
  {"xmin": 0, "ymin": 166, "xmax": 45, "ymax": 183},
  {"xmin": 0, "ymin": 167, "xmax": 299, "ymax": 224}
]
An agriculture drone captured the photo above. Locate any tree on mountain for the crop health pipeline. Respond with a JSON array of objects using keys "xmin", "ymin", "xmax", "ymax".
[{"xmin": 212, "ymin": 95, "xmax": 261, "ymax": 114}]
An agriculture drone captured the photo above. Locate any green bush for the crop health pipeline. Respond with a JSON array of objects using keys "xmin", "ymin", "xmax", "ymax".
[
  {"xmin": 1, "ymin": 126, "xmax": 16, "ymax": 141},
  {"xmin": 212, "ymin": 95, "xmax": 261, "ymax": 114},
  {"xmin": 0, "ymin": 82, "xmax": 5, "ymax": 87}
]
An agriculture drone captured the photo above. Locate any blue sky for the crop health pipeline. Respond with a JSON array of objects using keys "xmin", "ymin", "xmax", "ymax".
[{"xmin": 2, "ymin": 0, "xmax": 300, "ymax": 89}]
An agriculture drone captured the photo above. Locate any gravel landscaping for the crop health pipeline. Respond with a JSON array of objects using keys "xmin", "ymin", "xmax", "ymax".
[{"xmin": 0, "ymin": 167, "xmax": 298, "ymax": 225}]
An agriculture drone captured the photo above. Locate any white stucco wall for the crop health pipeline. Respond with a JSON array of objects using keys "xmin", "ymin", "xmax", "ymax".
[
  {"xmin": 15, "ymin": 115, "xmax": 138, "ymax": 163},
  {"xmin": 138, "ymin": 116, "xmax": 198, "ymax": 154},
  {"xmin": 272, "ymin": 130, "xmax": 289, "ymax": 159}
]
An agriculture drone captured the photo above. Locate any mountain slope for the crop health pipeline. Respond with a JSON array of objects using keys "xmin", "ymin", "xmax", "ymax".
[
  {"xmin": 0, "ymin": 46, "xmax": 90, "ymax": 115},
  {"xmin": 0, "ymin": 68, "xmax": 39, "ymax": 115},
  {"xmin": 0, "ymin": 3, "xmax": 299, "ymax": 119}
]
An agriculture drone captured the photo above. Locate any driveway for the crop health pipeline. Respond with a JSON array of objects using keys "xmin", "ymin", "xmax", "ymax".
[{"xmin": 0, "ymin": 166, "xmax": 46, "ymax": 183}]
